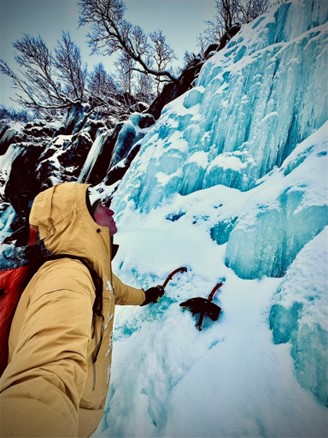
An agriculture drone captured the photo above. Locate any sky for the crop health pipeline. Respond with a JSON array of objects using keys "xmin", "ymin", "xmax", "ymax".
[{"xmin": 0, "ymin": 0, "xmax": 217, "ymax": 108}]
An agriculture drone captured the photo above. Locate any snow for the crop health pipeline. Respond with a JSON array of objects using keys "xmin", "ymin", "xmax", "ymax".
[
  {"xmin": 95, "ymin": 116, "xmax": 327, "ymax": 436},
  {"xmin": 93, "ymin": 188, "xmax": 327, "ymax": 437}
]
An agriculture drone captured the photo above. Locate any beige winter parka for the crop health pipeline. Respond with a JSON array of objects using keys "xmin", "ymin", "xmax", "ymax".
[{"xmin": 0, "ymin": 182, "xmax": 145, "ymax": 437}]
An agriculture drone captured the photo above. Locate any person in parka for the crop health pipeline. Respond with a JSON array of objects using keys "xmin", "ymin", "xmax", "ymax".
[{"xmin": 0, "ymin": 182, "xmax": 164, "ymax": 438}]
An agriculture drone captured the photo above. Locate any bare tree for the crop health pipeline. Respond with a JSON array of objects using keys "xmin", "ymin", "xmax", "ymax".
[
  {"xmin": 115, "ymin": 52, "xmax": 135, "ymax": 98},
  {"xmin": 54, "ymin": 32, "xmax": 87, "ymax": 103},
  {"xmin": 0, "ymin": 104, "xmax": 34, "ymax": 122},
  {"xmin": 202, "ymin": 0, "xmax": 268, "ymax": 46},
  {"xmin": 79, "ymin": 0, "xmax": 177, "ymax": 83},
  {"xmin": 237, "ymin": 0, "xmax": 269, "ymax": 24},
  {"xmin": 134, "ymin": 72, "xmax": 155, "ymax": 103},
  {"xmin": 195, "ymin": 36, "xmax": 208, "ymax": 59},
  {"xmin": 183, "ymin": 50, "xmax": 201, "ymax": 68},
  {"xmin": 0, "ymin": 33, "xmax": 87, "ymax": 114},
  {"xmin": 87, "ymin": 61, "xmax": 140, "ymax": 118},
  {"xmin": 88, "ymin": 62, "xmax": 118, "ymax": 104},
  {"xmin": 149, "ymin": 30, "xmax": 176, "ymax": 94},
  {"xmin": 0, "ymin": 34, "xmax": 64, "ymax": 112}
]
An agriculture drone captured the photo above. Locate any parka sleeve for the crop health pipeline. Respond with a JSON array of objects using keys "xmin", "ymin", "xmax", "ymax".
[
  {"xmin": 0, "ymin": 260, "xmax": 95, "ymax": 438},
  {"xmin": 112, "ymin": 273, "xmax": 145, "ymax": 305}
]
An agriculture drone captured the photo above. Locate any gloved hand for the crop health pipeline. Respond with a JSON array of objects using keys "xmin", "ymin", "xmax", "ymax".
[{"xmin": 141, "ymin": 285, "xmax": 165, "ymax": 306}]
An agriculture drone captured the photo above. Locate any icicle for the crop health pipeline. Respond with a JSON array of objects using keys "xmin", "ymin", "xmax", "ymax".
[{"xmin": 78, "ymin": 129, "xmax": 108, "ymax": 183}]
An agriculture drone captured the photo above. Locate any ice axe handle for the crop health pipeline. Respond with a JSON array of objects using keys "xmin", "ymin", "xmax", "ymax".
[
  {"xmin": 196, "ymin": 313, "xmax": 205, "ymax": 331},
  {"xmin": 207, "ymin": 282, "xmax": 224, "ymax": 301},
  {"xmin": 197, "ymin": 282, "xmax": 223, "ymax": 331},
  {"xmin": 162, "ymin": 266, "xmax": 188, "ymax": 289}
]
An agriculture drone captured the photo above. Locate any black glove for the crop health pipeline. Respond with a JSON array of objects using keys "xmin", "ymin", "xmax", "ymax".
[{"xmin": 141, "ymin": 285, "xmax": 165, "ymax": 306}]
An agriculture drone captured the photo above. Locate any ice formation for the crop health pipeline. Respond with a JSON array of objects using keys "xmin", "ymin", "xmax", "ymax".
[
  {"xmin": 269, "ymin": 227, "xmax": 327, "ymax": 407},
  {"xmin": 78, "ymin": 128, "xmax": 109, "ymax": 183},
  {"xmin": 107, "ymin": 0, "xmax": 328, "ymax": 429},
  {"xmin": 225, "ymin": 122, "xmax": 328, "ymax": 278},
  {"xmin": 112, "ymin": 0, "xmax": 328, "ymax": 215}
]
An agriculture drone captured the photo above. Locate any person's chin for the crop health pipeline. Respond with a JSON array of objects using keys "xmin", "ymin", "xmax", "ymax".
[{"xmin": 110, "ymin": 224, "xmax": 118, "ymax": 235}]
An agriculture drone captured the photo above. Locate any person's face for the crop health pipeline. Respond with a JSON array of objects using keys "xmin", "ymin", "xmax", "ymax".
[{"xmin": 93, "ymin": 203, "xmax": 118, "ymax": 235}]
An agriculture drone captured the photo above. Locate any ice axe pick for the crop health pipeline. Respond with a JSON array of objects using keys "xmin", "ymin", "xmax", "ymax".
[{"xmin": 180, "ymin": 282, "xmax": 223, "ymax": 331}]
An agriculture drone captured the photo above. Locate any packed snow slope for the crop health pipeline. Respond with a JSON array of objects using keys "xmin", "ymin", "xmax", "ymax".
[{"xmin": 93, "ymin": 1, "xmax": 327, "ymax": 437}]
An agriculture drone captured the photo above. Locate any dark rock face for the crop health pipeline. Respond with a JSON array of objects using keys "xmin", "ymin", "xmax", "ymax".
[
  {"xmin": 1, "ymin": 143, "xmax": 45, "ymax": 246},
  {"xmin": 204, "ymin": 23, "xmax": 241, "ymax": 58},
  {"xmin": 36, "ymin": 131, "xmax": 93, "ymax": 189},
  {"xmin": 0, "ymin": 111, "xmax": 152, "ymax": 244},
  {"xmin": 4, "ymin": 145, "xmax": 43, "ymax": 214},
  {"xmin": 148, "ymin": 61, "xmax": 204, "ymax": 120},
  {"xmin": 0, "ymin": 118, "xmax": 59, "ymax": 217},
  {"xmin": 0, "ymin": 120, "xmax": 57, "ymax": 156},
  {"xmin": 148, "ymin": 81, "xmax": 177, "ymax": 121},
  {"xmin": 23, "ymin": 122, "xmax": 56, "ymax": 138}
]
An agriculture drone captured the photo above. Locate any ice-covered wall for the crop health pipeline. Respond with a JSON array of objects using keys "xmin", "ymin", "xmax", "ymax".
[
  {"xmin": 269, "ymin": 227, "xmax": 328, "ymax": 407},
  {"xmin": 224, "ymin": 123, "xmax": 328, "ymax": 278},
  {"xmin": 112, "ymin": 0, "xmax": 328, "ymax": 215},
  {"xmin": 112, "ymin": 0, "xmax": 327, "ymax": 281},
  {"xmin": 106, "ymin": 0, "xmax": 328, "ymax": 419}
]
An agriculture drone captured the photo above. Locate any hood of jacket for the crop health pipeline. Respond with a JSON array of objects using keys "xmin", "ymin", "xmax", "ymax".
[{"xmin": 29, "ymin": 182, "xmax": 112, "ymax": 281}]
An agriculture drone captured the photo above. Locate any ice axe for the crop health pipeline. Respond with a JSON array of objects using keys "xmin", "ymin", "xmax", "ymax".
[
  {"xmin": 180, "ymin": 282, "xmax": 223, "ymax": 331},
  {"xmin": 143, "ymin": 267, "xmax": 187, "ymax": 305},
  {"xmin": 162, "ymin": 266, "xmax": 188, "ymax": 289}
]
